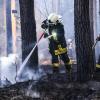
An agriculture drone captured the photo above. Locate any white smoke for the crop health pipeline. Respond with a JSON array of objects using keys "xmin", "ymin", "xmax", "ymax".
[
  {"xmin": 0, "ymin": 53, "xmax": 45, "ymax": 84},
  {"xmin": 0, "ymin": 53, "xmax": 19, "ymax": 83},
  {"xmin": 16, "ymin": 66, "xmax": 46, "ymax": 82}
]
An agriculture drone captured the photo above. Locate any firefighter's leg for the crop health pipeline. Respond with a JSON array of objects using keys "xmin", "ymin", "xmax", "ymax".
[
  {"xmin": 60, "ymin": 53, "xmax": 72, "ymax": 72},
  {"xmin": 60, "ymin": 53, "xmax": 72, "ymax": 80},
  {"xmin": 51, "ymin": 55, "xmax": 60, "ymax": 74}
]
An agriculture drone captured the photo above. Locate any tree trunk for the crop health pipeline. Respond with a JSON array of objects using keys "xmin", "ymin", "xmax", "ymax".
[
  {"xmin": 74, "ymin": 0, "xmax": 95, "ymax": 82},
  {"xmin": 6, "ymin": 0, "xmax": 13, "ymax": 54},
  {"xmin": 19, "ymin": 0, "xmax": 38, "ymax": 68}
]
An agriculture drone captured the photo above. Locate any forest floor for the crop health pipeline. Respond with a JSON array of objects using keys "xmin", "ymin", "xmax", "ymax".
[{"xmin": 0, "ymin": 65, "xmax": 100, "ymax": 100}]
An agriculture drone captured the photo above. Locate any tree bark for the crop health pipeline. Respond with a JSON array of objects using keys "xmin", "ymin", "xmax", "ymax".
[
  {"xmin": 6, "ymin": 0, "xmax": 13, "ymax": 54},
  {"xmin": 19, "ymin": 0, "xmax": 38, "ymax": 68},
  {"xmin": 74, "ymin": 0, "xmax": 95, "ymax": 82}
]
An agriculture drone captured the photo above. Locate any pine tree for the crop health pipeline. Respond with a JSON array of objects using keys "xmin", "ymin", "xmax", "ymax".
[
  {"xmin": 74, "ymin": 0, "xmax": 95, "ymax": 82},
  {"xmin": 19, "ymin": 0, "xmax": 38, "ymax": 68}
]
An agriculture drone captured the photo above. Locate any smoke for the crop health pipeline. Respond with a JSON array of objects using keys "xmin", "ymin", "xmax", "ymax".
[
  {"xmin": 0, "ymin": 52, "xmax": 46, "ymax": 85},
  {"xmin": 0, "ymin": 53, "xmax": 19, "ymax": 84},
  {"xmin": 26, "ymin": 81, "xmax": 40, "ymax": 98},
  {"xmin": 16, "ymin": 66, "xmax": 46, "ymax": 82}
]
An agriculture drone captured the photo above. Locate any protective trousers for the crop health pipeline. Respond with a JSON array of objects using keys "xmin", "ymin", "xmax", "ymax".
[{"xmin": 51, "ymin": 52, "xmax": 71, "ymax": 73}]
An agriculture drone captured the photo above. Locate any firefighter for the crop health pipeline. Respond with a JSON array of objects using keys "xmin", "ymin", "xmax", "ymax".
[
  {"xmin": 96, "ymin": 34, "xmax": 100, "ymax": 68},
  {"xmin": 41, "ymin": 13, "xmax": 72, "ymax": 78}
]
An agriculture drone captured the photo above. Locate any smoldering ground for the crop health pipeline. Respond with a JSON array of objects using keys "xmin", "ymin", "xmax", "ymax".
[{"xmin": 0, "ymin": 53, "xmax": 46, "ymax": 87}]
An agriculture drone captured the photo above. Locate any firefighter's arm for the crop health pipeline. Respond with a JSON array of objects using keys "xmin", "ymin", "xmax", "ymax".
[
  {"xmin": 96, "ymin": 34, "xmax": 100, "ymax": 41},
  {"xmin": 41, "ymin": 19, "xmax": 55, "ymax": 29},
  {"xmin": 43, "ymin": 32, "xmax": 49, "ymax": 38},
  {"xmin": 57, "ymin": 23, "xmax": 65, "ymax": 37},
  {"xmin": 41, "ymin": 19, "xmax": 48, "ymax": 29}
]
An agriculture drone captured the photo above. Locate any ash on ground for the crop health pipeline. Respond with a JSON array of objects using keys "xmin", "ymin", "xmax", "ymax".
[{"xmin": 0, "ymin": 65, "xmax": 100, "ymax": 100}]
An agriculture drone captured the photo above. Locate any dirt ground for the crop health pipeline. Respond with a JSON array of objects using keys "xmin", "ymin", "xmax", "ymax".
[{"xmin": 0, "ymin": 65, "xmax": 100, "ymax": 100}]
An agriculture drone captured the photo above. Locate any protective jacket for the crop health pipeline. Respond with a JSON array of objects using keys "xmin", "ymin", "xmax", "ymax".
[{"xmin": 41, "ymin": 20, "xmax": 67, "ymax": 56}]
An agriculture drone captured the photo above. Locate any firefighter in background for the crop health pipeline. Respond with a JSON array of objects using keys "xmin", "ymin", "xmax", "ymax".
[
  {"xmin": 41, "ymin": 13, "xmax": 72, "ymax": 77},
  {"xmin": 95, "ymin": 34, "xmax": 100, "ymax": 68}
]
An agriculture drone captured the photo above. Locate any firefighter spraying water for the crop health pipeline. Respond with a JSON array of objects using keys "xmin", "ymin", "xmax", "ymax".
[
  {"xmin": 17, "ymin": 13, "xmax": 72, "ymax": 81},
  {"xmin": 41, "ymin": 13, "xmax": 72, "ymax": 80},
  {"xmin": 17, "ymin": 31, "xmax": 57, "ymax": 80}
]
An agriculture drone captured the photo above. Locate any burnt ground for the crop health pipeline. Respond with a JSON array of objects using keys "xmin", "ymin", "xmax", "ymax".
[{"xmin": 0, "ymin": 65, "xmax": 100, "ymax": 100}]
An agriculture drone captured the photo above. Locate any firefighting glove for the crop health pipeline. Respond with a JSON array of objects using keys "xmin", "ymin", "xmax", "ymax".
[{"xmin": 44, "ymin": 32, "xmax": 49, "ymax": 38}]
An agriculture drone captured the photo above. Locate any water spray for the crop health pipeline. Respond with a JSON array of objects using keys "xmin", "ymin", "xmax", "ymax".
[
  {"xmin": 17, "ymin": 33, "xmax": 44, "ymax": 77},
  {"xmin": 17, "ymin": 32, "xmax": 56, "ymax": 80}
]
